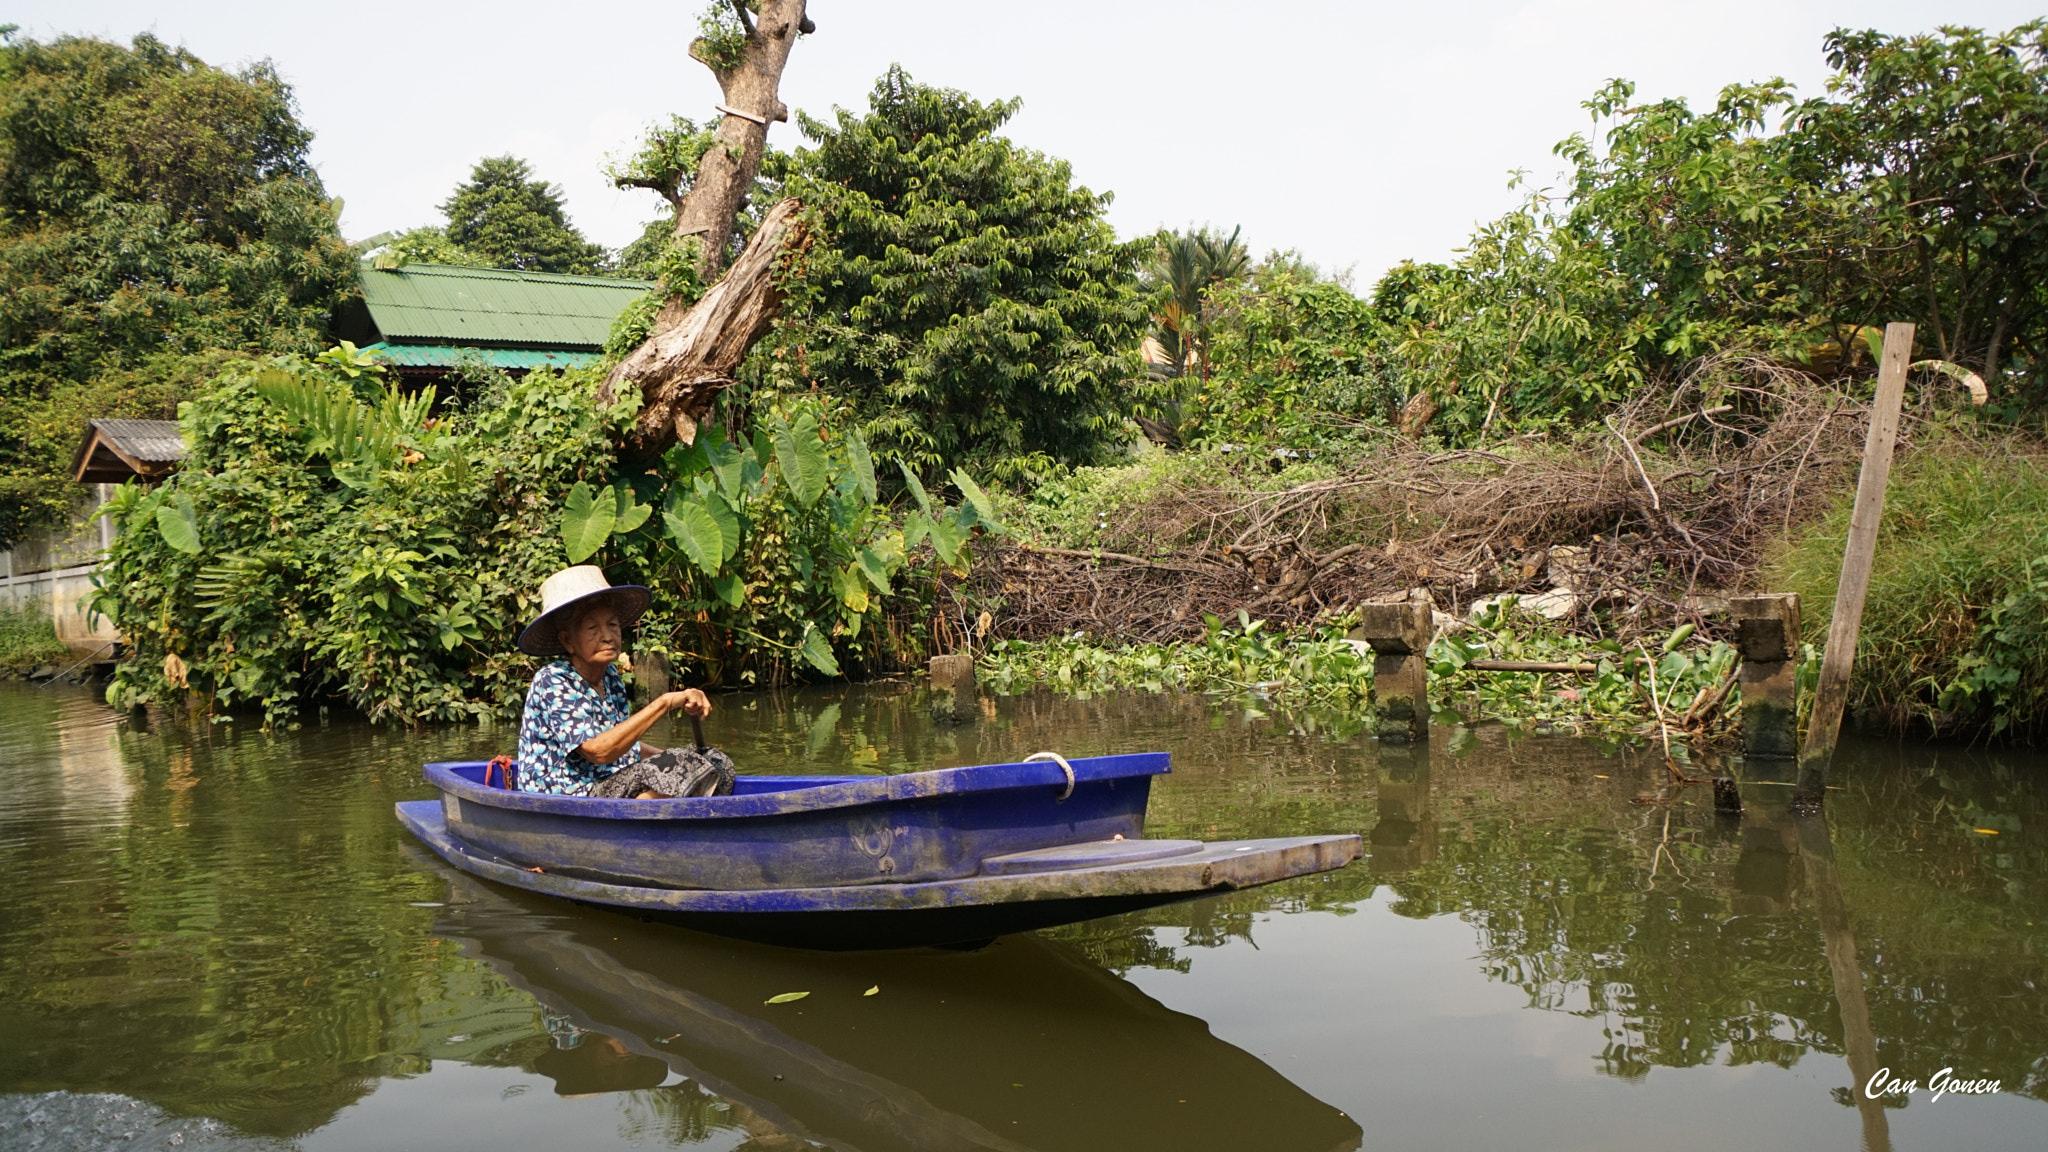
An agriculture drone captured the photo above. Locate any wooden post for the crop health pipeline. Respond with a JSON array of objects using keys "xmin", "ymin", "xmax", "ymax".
[
  {"xmin": 1796, "ymin": 814, "xmax": 1894, "ymax": 1152},
  {"xmin": 1729, "ymin": 593, "xmax": 1801, "ymax": 759},
  {"xmin": 1793, "ymin": 322, "xmax": 1913, "ymax": 811},
  {"xmin": 1352, "ymin": 599, "xmax": 1432, "ymax": 744}
]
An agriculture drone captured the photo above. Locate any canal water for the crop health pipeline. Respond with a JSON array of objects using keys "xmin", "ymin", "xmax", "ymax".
[{"xmin": 0, "ymin": 680, "xmax": 2041, "ymax": 1151}]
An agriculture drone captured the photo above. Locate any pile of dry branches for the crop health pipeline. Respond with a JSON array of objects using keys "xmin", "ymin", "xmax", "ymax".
[{"xmin": 957, "ymin": 361, "xmax": 1907, "ymax": 646}]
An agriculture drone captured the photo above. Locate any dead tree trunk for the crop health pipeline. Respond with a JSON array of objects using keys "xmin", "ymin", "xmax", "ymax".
[
  {"xmin": 600, "ymin": 0, "xmax": 813, "ymax": 462},
  {"xmin": 599, "ymin": 197, "xmax": 807, "ymax": 461},
  {"xmin": 672, "ymin": 0, "xmax": 811, "ymax": 296}
]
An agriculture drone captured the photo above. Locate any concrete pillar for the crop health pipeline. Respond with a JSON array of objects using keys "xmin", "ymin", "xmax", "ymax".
[
  {"xmin": 929, "ymin": 653, "xmax": 975, "ymax": 725},
  {"xmin": 1369, "ymin": 743, "xmax": 1436, "ymax": 873},
  {"xmin": 1730, "ymin": 594, "xmax": 1801, "ymax": 759},
  {"xmin": 1352, "ymin": 599, "xmax": 1432, "ymax": 744}
]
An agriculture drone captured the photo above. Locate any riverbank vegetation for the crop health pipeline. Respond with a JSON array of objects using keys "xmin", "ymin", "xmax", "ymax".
[
  {"xmin": 960, "ymin": 22, "xmax": 2048, "ymax": 742},
  {"xmin": 18, "ymin": 15, "xmax": 2048, "ymax": 740},
  {"xmin": 89, "ymin": 348, "xmax": 994, "ymax": 727},
  {"xmin": 0, "ymin": 601, "xmax": 67, "ymax": 672}
]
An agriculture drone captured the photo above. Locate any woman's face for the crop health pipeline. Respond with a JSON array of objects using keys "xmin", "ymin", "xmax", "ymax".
[{"xmin": 560, "ymin": 603, "xmax": 622, "ymax": 666}]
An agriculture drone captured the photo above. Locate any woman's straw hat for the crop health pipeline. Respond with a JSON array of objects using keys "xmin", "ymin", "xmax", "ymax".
[{"xmin": 518, "ymin": 565, "xmax": 650, "ymax": 657}]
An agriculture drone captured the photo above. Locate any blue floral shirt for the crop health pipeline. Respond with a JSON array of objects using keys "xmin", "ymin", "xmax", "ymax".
[{"xmin": 516, "ymin": 660, "xmax": 640, "ymax": 795}]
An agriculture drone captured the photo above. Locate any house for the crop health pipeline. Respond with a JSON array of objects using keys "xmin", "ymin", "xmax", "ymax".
[
  {"xmin": 0, "ymin": 420, "xmax": 185, "ymax": 662},
  {"xmin": 331, "ymin": 262, "xmax": 657, "ymax": 385}
]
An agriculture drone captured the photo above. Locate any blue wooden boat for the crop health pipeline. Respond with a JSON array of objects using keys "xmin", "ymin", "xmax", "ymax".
[{"xmin": 396, "ymin": 752, "xmax": 1360, "ymax": 948}]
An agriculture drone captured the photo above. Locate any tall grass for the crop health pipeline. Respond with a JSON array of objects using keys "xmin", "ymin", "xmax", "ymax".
[
  {"xmin": 1770, "ymin": 432, "xmax": 2048, "ymax": 738},
  {"xmin": 0, "ymin": 601, "xmax": 68, "ymax": 671}
]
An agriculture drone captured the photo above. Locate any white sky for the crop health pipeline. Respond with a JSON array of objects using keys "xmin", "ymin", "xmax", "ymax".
[{"xmin": 14, "ymin": 1, "xmax": 2046, "ymax": 289}]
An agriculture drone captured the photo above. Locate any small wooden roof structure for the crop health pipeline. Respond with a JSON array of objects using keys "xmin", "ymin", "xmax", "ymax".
[{"xmin": 71, "ymin": 419, "xmax": 185, "ymax": 484}]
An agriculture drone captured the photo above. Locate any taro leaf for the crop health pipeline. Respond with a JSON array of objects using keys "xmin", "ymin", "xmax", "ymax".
[
  {"xmin": 902, "ymin": 511, "xmax": 931, "ymax": 551},
  {"xmin": 706, "ymin": 434, "xmax": 746, "ymax": 502},
  {"xmin": 764, "ymin": 991, "xmax": 810, "ymax": 1005},
  {"xmin": 863, "ymin": 985, "xmax": 879, "ymax": 997},
  {"xmin": 711, "ymin": 572, "xmax": 745, "ymax": 608},
  {"xmin": 560, "ymin": 482, "xmax": 615, "ymax": 563},
  {"xmin": 156, "ymin": 493, "xmax": 203, "ymax": 555},
  {"xmin": 928, "ymin": 512, "xmax": 969, "ymax": 568},
  {"xmin": 950, "ymin": 468, "xmax": 1000, "ymax": 531},
  {"xmin": 775, "ymin": 414, "xmax": 829, "ymax": 508},
  {"xmin": 856, "ymin": 546, "xmax": 893, "ymax": 595},
  {"xmin": 704, "ymin": 493, "xmax": 741, "ymax": 564},
  {"xmin": 664, "ymin": 438, "xmax": 706, "ymax": 478},
  {"xmin": 798, "ymin": 622, "xmax": 842, "ymax": 677},
  {"xmin": 612, "ymin": 483, "xmax": 653, "ymax": 535},
  {"xmin": 899, "ymin": 462, "xmax": 934, "ymax": 516},
  {"xmin": 838, "ymin": 564, "xmax": 871, "ymax": 614},
  {"xmin": 846, "ymin": 430, "xmax": 878, "ymax": 503},
  {"xmin": 751, "ymin": 427, "xmax": 774, "ymax": 469},
  {"xmin": 665, "ymin": 500, "xmax": 726, "ymax": 577},
  {"xmin": 228, "ymin": 665, "xmax": 263, "ymax": 698}
]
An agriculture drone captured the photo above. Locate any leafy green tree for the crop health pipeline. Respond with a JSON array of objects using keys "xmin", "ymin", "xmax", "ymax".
[
  {"xmin": 0, "ymin": 30, "xmax": 354, "ymax": 544},
  {"xmin": 755, "ymin": 67, "xmax": 1149, "ymax": 484},
  {"xmin": 438, "ymin": 155, "xmax": 609, "ymax": 275},
  {"xmin": 1553, "ymin": 21, "xmax": 2048, "ymax": 410},
  {"xmin": 373, "ymin": 225, "xmax": 488, "ymax": 268}
]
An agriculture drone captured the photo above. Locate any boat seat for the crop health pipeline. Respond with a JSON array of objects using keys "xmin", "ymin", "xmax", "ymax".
[{"xmin": 979, "ymin": 839, "xmax": 1204, "ymax": 876}]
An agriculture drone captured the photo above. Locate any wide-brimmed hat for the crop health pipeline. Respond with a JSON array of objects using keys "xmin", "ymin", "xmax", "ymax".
[{"xmin": 518, "ymin": 566, "xmax": 651, "ymax": 657}]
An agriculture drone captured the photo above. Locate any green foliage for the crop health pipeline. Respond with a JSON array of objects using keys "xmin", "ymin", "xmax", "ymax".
[
  {"xmin": 984, "ymin": 605, "xmax": 1739, "ymax": 737},
  {"xmin": 591, "ymin": 396, "xmax": 997, "ymax": 687},
  {"xmin": 1180, "ymin": 21, "xmax": 2048, "ymax": 456},
  {"xmin": 1772, "ymin": 435, "xmax": 2048, "ymax": 737},
  {"xmin": 93, "ymin": 353, "xmax": 621, "ymax": 726},
  {"xmin": 0, "ymin": 601, "xmax": 67, "ymax": 671},
  {"xmin": 982, "ymin": 612, "xmax": 1374, "ymax": 708},
  {"xmin": 750, "ymin": 67, "xmax": 1149, "ymax": 485},
  {"xmin": 0, "ymin": 31, "xmax": 354, "ymax": 545},
  {"xmin": 1178, "ymin": 264, "xmax": 1395, "ymax": 448},
  {"xmin": 1143, "ymin": 226, "xmax": 1250, "ymax": 381},
  {"xmin": 1427, "ymin": 602, "xmax": 1738, "ymax": 736},
  {"xmin": 691, "ymin": 1, "xmax": 756, "ymax": 72},
  {"xmin": 373, "ymin": 226, "xmax": 489, "ymax": 268},
  {"xmin": 1550, "ymin": 22, "xmax": 2048, "ymax": 409},
  {"xmin": 439, "ymin": 155, "xmax": 609, "ymax": 275}
]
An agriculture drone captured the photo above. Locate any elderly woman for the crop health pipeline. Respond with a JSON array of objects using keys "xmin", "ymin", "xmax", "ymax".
[{"xmin": 515, "ymin": 565, "xmax": 727, "ymax": 798}]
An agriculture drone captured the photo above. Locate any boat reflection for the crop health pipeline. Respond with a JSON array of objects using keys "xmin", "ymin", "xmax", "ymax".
[{"xmin": 424, "ymin": 861, "xmax": 1363, "ymax": 1152}]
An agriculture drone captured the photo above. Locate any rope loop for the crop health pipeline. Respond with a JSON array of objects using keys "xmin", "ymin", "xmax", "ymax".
[{"xmin": 1023, "ymin": 752, "xmax": 1077, "ymax": 801}]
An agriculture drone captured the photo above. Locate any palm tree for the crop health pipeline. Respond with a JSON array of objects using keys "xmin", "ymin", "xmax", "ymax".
[{"xmin": 1137, "ymin": 227, "xmax": 1249, "ymax": 446}]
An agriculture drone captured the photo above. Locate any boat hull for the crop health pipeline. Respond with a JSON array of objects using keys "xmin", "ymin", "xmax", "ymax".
[
  {"xmin": 427, "ymin": 754, "xmax": 1165, "ymax": 891},
  {"xmin": 397, "ymin": 800, "xmax": 1360, "ymax": 949}
]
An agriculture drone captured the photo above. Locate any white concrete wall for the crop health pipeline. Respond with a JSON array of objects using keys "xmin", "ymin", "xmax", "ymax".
[{"xmin": 1, "ymin": 486, "xmax": 120, "ymax": 659}]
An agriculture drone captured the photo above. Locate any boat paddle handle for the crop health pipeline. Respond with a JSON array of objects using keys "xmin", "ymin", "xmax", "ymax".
[{"xmin": 690, "ymin": 713, "xmax": 708, "ymax": 752}]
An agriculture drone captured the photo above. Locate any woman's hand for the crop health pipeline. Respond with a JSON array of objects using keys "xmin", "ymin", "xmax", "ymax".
[
  {"xmin": 660, "ymin": 689, "xmax": 711, "ymax": 719},
  {"xmin": 580, "ymin": 688, "xmax": 714, "ymax": 767}
]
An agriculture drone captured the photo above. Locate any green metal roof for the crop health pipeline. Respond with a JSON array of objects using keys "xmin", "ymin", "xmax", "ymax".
[
  {"xmin": 357, "ymin": 263, "xmax": 656, "ymax": 350},
  {"xmin": 360, "ymin": 343, "xmax": 602, "ymax": 370}
]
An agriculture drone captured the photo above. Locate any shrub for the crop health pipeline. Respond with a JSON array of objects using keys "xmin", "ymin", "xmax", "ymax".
[
  {"xmin": 0, "ymin": 601, "xmax": 67, "ymax": 671},
  {"xmin": 1771, "ymin": 433, "xmax": 2048, "ymax": 737}
]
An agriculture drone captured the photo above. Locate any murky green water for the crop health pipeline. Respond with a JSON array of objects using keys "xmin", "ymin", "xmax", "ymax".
[{"xmin": 1, "ymin": 681, "xmax": 2042, "ymax": 1151}]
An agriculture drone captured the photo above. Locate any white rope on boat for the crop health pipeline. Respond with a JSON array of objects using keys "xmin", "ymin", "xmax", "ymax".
[{"xmin": 1023, "ymin": 752, "xmax": 1077, "ymax": 801}]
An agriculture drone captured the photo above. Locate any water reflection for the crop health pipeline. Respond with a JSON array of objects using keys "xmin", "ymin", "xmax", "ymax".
[
  {"xmin": 1, "ymin": 681, "xmax": 2043, "ymax": 1151},
  {"xmin": 420, "ymin": 859, "xmax": 1362, "ymax": 1151}
]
